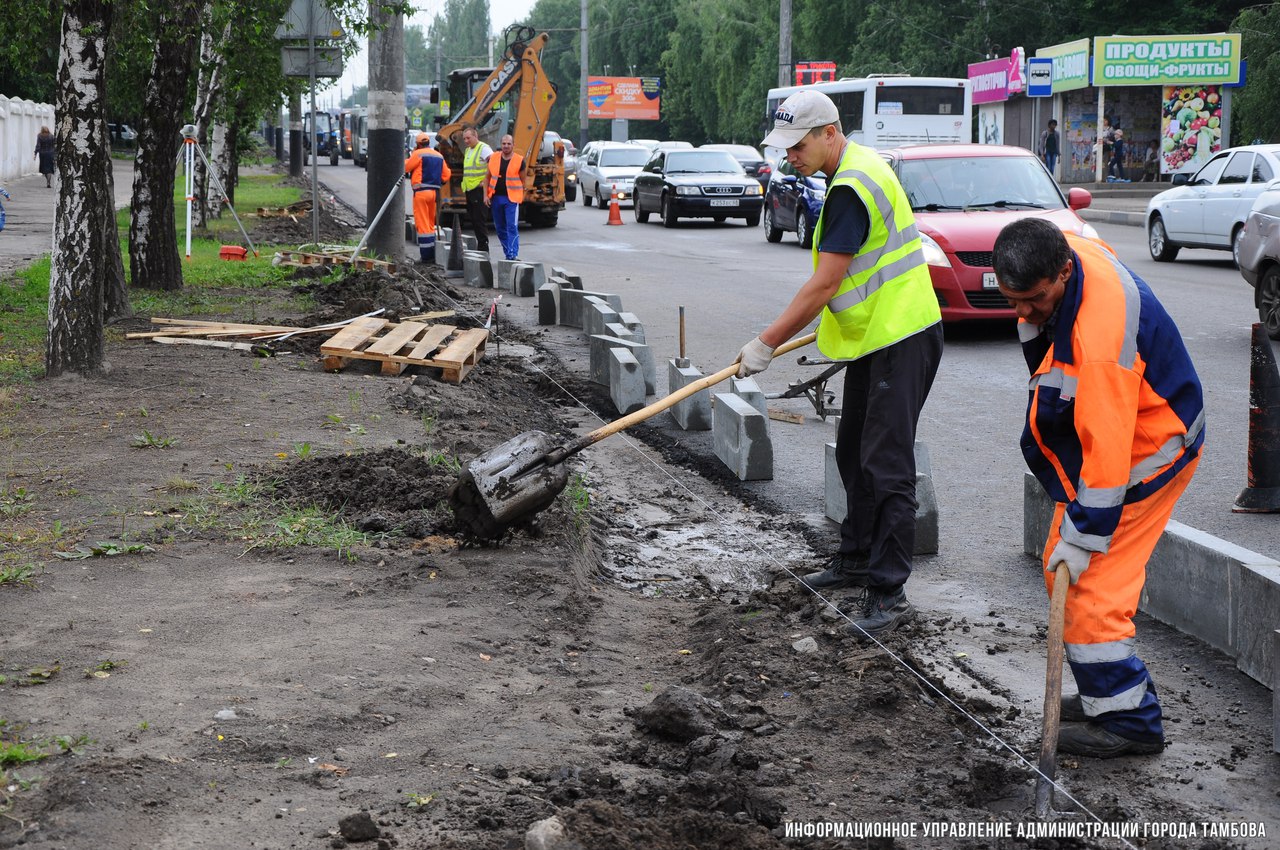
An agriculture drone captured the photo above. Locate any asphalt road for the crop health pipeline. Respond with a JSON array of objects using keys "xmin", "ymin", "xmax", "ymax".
[{"xmin": 318, "ymin": 159, "xmax": 1278, "ymax": 563}]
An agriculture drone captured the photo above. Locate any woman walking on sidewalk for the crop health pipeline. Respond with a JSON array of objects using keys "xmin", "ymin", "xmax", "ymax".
[{"xmin": 35, "ymin": 126, "xmax": 55, "ymax": 188}]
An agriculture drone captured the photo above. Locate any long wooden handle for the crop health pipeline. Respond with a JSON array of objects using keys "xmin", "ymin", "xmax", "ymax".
[
  {"xmin": 552, "ymin": 332, "xmax": 817, "ymax": 462},
  {"xmin": 1034, "ymin": 568, "xmax": 1070, "ymax": 819}
]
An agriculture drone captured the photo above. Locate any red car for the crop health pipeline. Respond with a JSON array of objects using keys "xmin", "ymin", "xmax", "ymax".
[{"xmin": 882, "ymin": 144, "xmax": 1096, "ymax": 322}]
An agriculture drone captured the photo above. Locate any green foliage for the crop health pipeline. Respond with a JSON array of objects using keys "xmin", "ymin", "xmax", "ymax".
[
  {"xmin": 54, "ymin": 541, "xmax": 153, "ymax": 561},
  {"xmin": 1233, "ymin": 4, "xmax": 1280, "ymax": 144},
  {"xmin": 0, "ymin": 487, "xmax": 35, "ymax": 518},
  {"xmin": 0, "ymin": 259, "xmax": 53, "ymax": 383},
  {"xmin": 131, "ymin": 429, "xmax": 179, "ymax": 449},
  {"xmin": 0, "ymin": 564, "xmax": 38, "ymax": 587}
]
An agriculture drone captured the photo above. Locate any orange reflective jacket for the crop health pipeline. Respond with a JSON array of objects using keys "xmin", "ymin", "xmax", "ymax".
[
  {"xmin": 1020, "ymin": 234, "xmax": 1204, "ymax": 554},
  {"xmin": 485, "ymin": 153, "xmax": 524, "ymax": 203}
]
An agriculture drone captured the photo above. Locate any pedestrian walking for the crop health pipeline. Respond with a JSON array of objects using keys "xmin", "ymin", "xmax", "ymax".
[
  {"xmin": 1038, "ymin": 119, "xmax": 1060, "ymax": 177},
  {"xmin": 485, "ymin": 134, "xmax": 524, "ymax": 260},
  {"xmin": 459, "ymin": 124, "xmax": 492, "ymax": 253},
  {"xmin": 34, "ymin": 126, "xmax": 55, "ymax": 188},
  {"xmin": 0, "ymin": 185, "xmax": 10, "ymax": 233},
  {"xmin": 735, "ymin": 89, "xmax": 944, "ymax": 640},
  {"xmin": 1108, "ymin": 129, "xmax": 1128, "ymax": 181},
  {"xmin": 991, "ymin": 218, "xmax": 1204, "ymax": 758},
  {"xmin": 404, "ymin": 132, "xmax": 450, "ymax": 265}
]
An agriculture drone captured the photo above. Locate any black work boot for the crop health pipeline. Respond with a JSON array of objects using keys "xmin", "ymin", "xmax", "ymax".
[
  {"xmin": 1060, "ymin": 693, "xmax": 1088, "ymax": 723},
  {"xmin": 799, "ymin": 553, "xmax": 870, "ymax": 592},
  {"xmin": 846, "ymin": 585, "xmax": 915, "ymax": 640},
  {"xmin": 1057, "ymin": 722, "xmax": 1164, "ymax": 758}
]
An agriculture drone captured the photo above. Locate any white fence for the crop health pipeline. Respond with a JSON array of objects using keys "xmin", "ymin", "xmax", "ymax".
[{"xmin": 0, "ymin": 95, "xmax": 56, "ymax": 183}]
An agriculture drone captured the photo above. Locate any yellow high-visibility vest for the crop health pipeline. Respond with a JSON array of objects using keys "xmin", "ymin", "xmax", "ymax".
[{"xmin": 462, "ymin": 142, "xmax": 491, "ymax": 192}]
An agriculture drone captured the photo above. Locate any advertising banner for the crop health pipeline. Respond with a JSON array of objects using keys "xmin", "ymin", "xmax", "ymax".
[
  {"xmin": 1160, "ymin": 84, "xmax": 1228, "ymax": 174},
  {"xmin": 967, "ymin": 57, "xmax": 1012, "ymax": 105},
  {"xmin": 1036, "ymin": 38, "xmax": 1090, "ymax": 93},
  {"xmin": 1093, "ymin": 34, "xmax": 1242, "ymax": 86},
  {"xmin": 586, "ymin": 76, "xmax": 661, "ymax": 120}
]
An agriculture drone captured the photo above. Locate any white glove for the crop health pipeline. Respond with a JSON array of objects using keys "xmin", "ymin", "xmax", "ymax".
[
  {"xmin": 736, "ymin": 336, "xmax": 775, "ymax": 378},
  {"xmin": 1048, "ymin": 538, "xmax": 1092, "ymax": 585}
]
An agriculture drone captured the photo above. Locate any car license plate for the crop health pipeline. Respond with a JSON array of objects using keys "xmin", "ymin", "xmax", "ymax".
[
  {"xmin": 982, "ymin": 272, "xmax": 999, "ymax": 290},
  {"xmin": 709, "ymin": 199, "xmax": 738, "ymax": 207}
]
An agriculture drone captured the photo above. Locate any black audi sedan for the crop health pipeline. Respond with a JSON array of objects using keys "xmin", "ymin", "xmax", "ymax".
[
  {"xmin": 632, "ymin": 149, "xmax": 765, "ymax": 227},
  {"xmin": 700, "ymin": 143, "xmax": 773, "ymax": 189}
]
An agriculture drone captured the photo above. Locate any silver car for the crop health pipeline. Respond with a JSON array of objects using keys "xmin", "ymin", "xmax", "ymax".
[
  {"xmin": 1146, "ymin": 143, "xmax": 1280, "ymax": 264},
  {"xmin": 577, "ymin": 142, "xmax": 650, "ymax": 207},
  {"xmin": 1235, "ymin": 181, "xmax": 1280, "ymax": 339}
]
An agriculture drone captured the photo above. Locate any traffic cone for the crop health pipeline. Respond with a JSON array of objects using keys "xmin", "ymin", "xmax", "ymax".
[
  {"xmin": 445, "ymin": 212, "xmax": 465, "ymax": 278},
  {"xmin": 1233, "ymin": 322, "xmax": 1280, "ymax": 512},
  {"xmin": 606, "ymin": 186, "xmax": 624, "ymax": 226}
]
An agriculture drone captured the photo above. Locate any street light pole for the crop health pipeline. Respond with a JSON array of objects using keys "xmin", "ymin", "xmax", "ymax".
[
  {"xmin": 778, "ymin": 0, "xmax": 792, "ymax": 88},
  {"xmin": 579, "ymin": 0, "xmax": 588, "ymax": 149}
]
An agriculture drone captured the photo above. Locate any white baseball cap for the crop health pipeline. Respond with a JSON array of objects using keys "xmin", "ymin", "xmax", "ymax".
[{"xmin": 762, "ymin": 90, "xmax": 840, "ymax": 149}]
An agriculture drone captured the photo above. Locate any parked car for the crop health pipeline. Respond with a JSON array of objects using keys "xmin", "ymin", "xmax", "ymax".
[
  {"xmin": 354, "ymin": 114, "xmax": 369, "ymax": 167},
  {"xmin": 632, "ymin": 148, "xmax": 764, "ymax": 227},
  {"xmin": 883, "ymin": 143, "xmax": 1096, "ymax": 323},
  {"xmin": 1235, "ymin": 183, "xmax": 1280, "ymax": 339},
  {"xmin": 628, "ymin": 138, "xmax": 660, "ymax": 153},
  {"xmin": 700, "ymin": 143, "xmax": 772, "ymax": 189},
  {"xmin": 577, "ymin": 142, "xmax": 650, "ymax": 207},
  {"xmin": 107, "ymin": 123, "xmax": 137, "ymax": 147},
  {"xmin": 1145, "ymin": 144, "xmax": 1280, "ymax": 264},
  {"xmin": 763, "ymin": 158, "xmax": 825, "ymax": 247}
]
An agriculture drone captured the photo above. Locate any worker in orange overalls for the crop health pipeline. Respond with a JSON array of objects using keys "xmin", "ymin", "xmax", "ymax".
[
  {"xmin": 404, "ymin": 133, "xmax": 450, "ymax": 264},
  {"xmin": 992, "ymin": 218, "xmax": 1205, "ymax": 759}
]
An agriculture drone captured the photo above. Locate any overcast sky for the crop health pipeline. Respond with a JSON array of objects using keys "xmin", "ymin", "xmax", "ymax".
[{"xmin": 320, "ymin": 0, "xmax": 540, "ymax": 107}]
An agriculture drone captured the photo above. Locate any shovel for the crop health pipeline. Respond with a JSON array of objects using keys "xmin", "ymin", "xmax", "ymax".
[
  {"xmin": 448, "ymin": 332, "xmax": 817, "ymax": 539},
  {"xmin": 1034, "ymin": 565, "xmax": 1070, "ymax": 819}
]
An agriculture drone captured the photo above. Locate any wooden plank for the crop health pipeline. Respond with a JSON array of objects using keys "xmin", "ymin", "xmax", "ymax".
[
  {"xmin": 319, "ymin": 317, "xmax": 389, "ymax": 354},
  {"xmin": 152, "ymin": 336, "xmax": 256, "ymax": 352},
  {"xmin": 767, "ymin": 408, "xmax": 806, "ymax": 425},
  {"xmin": 401, "ymin": 310, "xmax": 456, "ymax": 322},
  {"xmin": 433, "ymin": 328, "xmax": 488, "ymax": 366},
  {"xmin": 150, "ymin": 318, "xmax": 297, "ymax": 332},
  {"xmin": 365, "ymin": 321, "xmax": 427, "ymax": 357},
  {"xmin": 405, "ymin": 325, "xmax": 456, "ymax": 361}
]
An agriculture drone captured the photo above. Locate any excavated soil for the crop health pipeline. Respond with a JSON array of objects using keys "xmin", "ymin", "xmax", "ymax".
[{"xmin": 0, "ymin": 263, "xmax": 1263, "ymax": 849}]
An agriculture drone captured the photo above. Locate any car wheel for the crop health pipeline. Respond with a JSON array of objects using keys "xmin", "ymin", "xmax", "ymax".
[
  {"xmin": 661, "ymin": 194, "xmax": 679, "ymax": 228},
  {"xmin": 634, "ymin": 198, "xmax": 650, "ymax": 223},
  {"xmin": 744, "ymin": 211, "xmax": 760, "ymax": 227},
  {"xmin": 583, "ymin": 188, "xmax": 592, "ymax": 207},
  {"xmin": 1148, "ymin": 215, "xmax": 1180, "ymax": 262},
  {"xmin": 330, "ymin": 149, "xmax": 339, "ymax": 166},
  {"xmin": 796, "ymin": 213, "xmax": 812, "ymax": 248},
  {"xmin": 564, "ymin": 184, "xmax": 576, "ymax": 202},
  {"xmin": 1260, "ymin": 266, "xmax": 1280, "ymax": 341},
  {"xmin": 763, "ymin": 206, "xmax": 783, "ymax": 243},
  {"xmin": 1231, "ymin": 225, "xmax": 1245, "ymax": 268}
]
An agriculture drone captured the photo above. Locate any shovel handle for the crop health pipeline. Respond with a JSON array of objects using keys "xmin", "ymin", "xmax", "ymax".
[
  {"xmin": 1034, "ymin": 566, "xmax": 1070, "ymax": 819},
  {"xmin": 549, "ymin": 332, "xmax": 818, "ymax": 463}
]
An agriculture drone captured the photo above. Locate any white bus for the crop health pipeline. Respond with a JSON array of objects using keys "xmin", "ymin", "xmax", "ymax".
[{"xmin": 764, "ymin": 75, "xmax": 971, "ymax": 160}]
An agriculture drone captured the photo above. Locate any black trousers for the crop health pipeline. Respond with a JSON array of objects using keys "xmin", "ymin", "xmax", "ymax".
[
  {"xmin": 465, "ymin": 185, "xmax": 489, "ymax": 251},
  {"xmin": 836, "ymin": 322, "xmax": 944, "ymax": 591}
]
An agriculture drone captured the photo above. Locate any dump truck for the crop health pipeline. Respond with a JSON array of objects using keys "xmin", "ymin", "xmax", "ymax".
[{"xmin": 434, "ymin": 26, "xmax": 565, "ymax": 228}]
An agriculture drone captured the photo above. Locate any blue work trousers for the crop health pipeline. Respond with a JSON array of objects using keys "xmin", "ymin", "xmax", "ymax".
[{"xmin": 492, "ymin": 195, "xmax": 519, "ymax": 260}]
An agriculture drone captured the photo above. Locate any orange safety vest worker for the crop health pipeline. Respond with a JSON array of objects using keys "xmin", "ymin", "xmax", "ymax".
[
  {"xmin": 404, "ymin": 139, "xmax": 450, "ymax": 264},
  {"xmin": 1024, "ymin": 233, "xmax": 1204, "ymax": 746},
  {"xmin": 485, "ymin": 153, "xmax": 525, "ymax": 203}
]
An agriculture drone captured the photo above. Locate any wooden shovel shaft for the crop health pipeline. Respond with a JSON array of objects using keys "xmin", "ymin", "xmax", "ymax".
[
  {"xmin": 550, "ymin": 332, "xmax": 817, "ymax": 463},
  {"xmin": 1035, "ymin": 568, "xmax": 1070, "ymax": 819}
]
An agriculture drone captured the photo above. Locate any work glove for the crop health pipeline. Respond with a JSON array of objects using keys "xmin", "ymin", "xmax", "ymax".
[
  {"xmin": 1048, "ymin": 538, "xmax": 1092, "ymax": 585},
  {"xmin": 736, "ymin": 336, "xmax": 775, "ymax": 379}
]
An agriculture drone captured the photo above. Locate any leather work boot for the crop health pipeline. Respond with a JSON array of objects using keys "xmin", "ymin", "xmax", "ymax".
[
  {"xmin": 1060, "ymin": 693, "xmax": 1088, "ymax": 723},
  {"xmin": 799, "ymin": 553, "xmax": 870, "ymax": 592},
  {"xmin": 1057, "ymin": 722, "xmax": 1164, "ymax": 758},
  {"xmin": 846, "ymin": 585, "xmax": 916, "ymax": 641}
]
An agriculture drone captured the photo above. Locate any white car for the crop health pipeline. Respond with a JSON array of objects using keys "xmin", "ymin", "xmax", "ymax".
[
  {"xmin": 1146, "ymin": 144, "xmax": 1280, "ymax": 264},
  {"xmin": 576, "ymin": 142, "xmax": 651, "ymax": 207}
]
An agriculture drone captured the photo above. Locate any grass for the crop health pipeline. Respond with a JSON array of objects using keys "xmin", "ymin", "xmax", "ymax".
[{"xmin": 0, "ymin": 176, "xmax": 314, "ymax": 384}]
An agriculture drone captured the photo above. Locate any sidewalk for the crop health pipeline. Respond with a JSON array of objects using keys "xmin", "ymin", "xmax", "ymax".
[{"xmin": 1065, "ymin": 180, "xmax": 1165, "ymax": 228}]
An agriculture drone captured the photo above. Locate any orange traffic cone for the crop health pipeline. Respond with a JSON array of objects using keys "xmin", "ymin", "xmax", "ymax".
[
  {"xmin": 606, "ymin": 186, "xmax": 624, "ymax": 226},
  {"xmin": 1233, "ymin": 322, "xmax": 1280, "ymax": 512}
]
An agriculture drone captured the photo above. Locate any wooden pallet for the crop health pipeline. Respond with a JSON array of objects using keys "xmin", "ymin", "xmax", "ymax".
[
  {"xmin": 273, "ymin": 249, "xmax": 397, "ymax": 273},
  {"xmin": 319, "ymin": 317, "xmax": 488, "ymax": 382},
  {"xmin": 256, "ymin": 200, "xmax": 312, "ymax": 218}
]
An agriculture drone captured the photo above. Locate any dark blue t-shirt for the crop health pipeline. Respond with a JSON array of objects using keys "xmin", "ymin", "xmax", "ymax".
[{"xmin": 817, "ymin": 185, "xmax": 869, "ymax": 255}]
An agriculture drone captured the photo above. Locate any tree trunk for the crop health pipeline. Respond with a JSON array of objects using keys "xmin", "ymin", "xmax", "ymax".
[
  {"xmin": 192, "ymin": 9, "xmax": 230, "ymax": 227},
  {"xmin": 128, "ymin": 0, "xmax": 200, "ymax": 291},
  {"xmin": 102, "ymin": 138, "xmax": 132, "ymax": 322},
  {"xmin": 47, "ymin": 0, "xmax": 114, "ymax": 378}
]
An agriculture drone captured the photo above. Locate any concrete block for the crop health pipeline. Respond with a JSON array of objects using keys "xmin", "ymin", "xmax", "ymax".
[
  {"xmin": 826, "ymin": 441, "xmax": 938, "ymax": 555},
  {"xmin": 713, "ymin": 392, "xmax": 773, "ymax": 480},
  {"xmin": 494, "ymin": 258, "xmax": 519, "ymax": 289},
  {"xmin": 1274, "ymin": 630, "xmax": 1280, "ymax": 754},
  {"xmin": 1023, "ymin": 473, "xmax": 1055, "ymax": 559},
  {"xmin": 461, "ymin": 233, "xmax": 477, "ymax": 251},
  {"xmin": 552, "ymin": 266, "xmax": 570, "ymax": 279},
  {"xmin": 536, "ymin": 283, "xmax": 560, "ymax": 325},
  {"xmin": 617, "ymin": 312, "xmax": 645, "ymax": 343},
  {"xmin": 1025, "ymin": 472, "xmax": 1280, "ymax": 688},
  {"xmin": 560, "ymin": 289, "xmax": 623, "ymax": 329},
  {"xmin": 728, "ymin": 376, "xmax": 768, "ymax": 418},
  {"xmin": 589, "ymin": 334, "xmax": 656, "ymax": 394},
  {"xmin": 668, "ymin": 358, "xmax": 712, "ymax": 431},
  {"xmin": 585, "ymin": 300, "xmax": 620, "ymax": 337},
  {"xmin": 604, "ymin": 322, "xmax": 635, "ymax": 342},
  {"xmin": 461, "ymin": 251, "xmax": 486, "ymax": 287},
  {"xmin": 512, "ymin": 264, "xmax": 537, "ymax": 297},
  {"xmin": 552, "ymin": 266, "xmax": 585, "ymax": 289},
  {"xmin": 565, "ymin": 274, "xmax": 584, "ymax": 289},
  {"xmin": 608, "ymin": 349, "xmax": 645, "ymax": 415}
]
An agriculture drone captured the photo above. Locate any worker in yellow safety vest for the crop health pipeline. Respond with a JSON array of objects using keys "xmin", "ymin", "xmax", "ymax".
[
  {"xmin": 735, "ymin": 89, "xmax": 944, "ymax": 640},
  {"xmin": 460, "ymin": 124, "xmax": 493, "ymax": 253}
]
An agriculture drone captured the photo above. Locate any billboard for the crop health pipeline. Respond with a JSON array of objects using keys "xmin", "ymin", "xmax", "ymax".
[
  {"xmin": 795, "ymin": 61, "xmax": 837, "ymax": 85},
  {"xmin": 587, "ymin": 77, "xmax": 661, "ymax": 120},
  {"xmin": 1093, "ymin": 34, "xmax": 1243, "ymax": 86}
]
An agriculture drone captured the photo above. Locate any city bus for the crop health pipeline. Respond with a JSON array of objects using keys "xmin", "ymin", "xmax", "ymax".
[{"xmin": 764, "ymin": 75, "xmax": 971, "ymax": 160}]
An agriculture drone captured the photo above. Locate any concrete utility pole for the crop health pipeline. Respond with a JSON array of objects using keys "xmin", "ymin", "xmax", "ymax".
[
  {"xmin": 579, "ymin": 0, "xmax": 588, "ymax": 149},
  {"xmin": 367, "ymin": 2, "xmax": 405, "ymax": 260},
  {"xmin": 778, "ymin": 0, "xmax": 792, "ymax": 88}
]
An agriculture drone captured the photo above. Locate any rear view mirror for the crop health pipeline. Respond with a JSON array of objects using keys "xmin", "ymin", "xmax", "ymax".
[
  {"xmin": 1067, "ymin": 187, "xmax": 1092, "ymax": 211},
  {"xmin": 1171, "ymin": 173, "xmax": 1191, "ymax": 186}
]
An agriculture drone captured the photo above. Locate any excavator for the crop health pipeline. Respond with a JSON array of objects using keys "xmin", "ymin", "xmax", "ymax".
[{"xmin": 435, "ymin": 26, "xmax": 565, "ymax": 228}]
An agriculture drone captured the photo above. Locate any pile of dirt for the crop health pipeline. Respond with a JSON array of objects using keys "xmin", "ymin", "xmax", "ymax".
[
  {"xmin": 243, "ymin": 178, "xmax": 363, "ymax": 245},
  {"xmin": 294, "ymin": 266, "xmax": 471, "ymax": 325}
]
